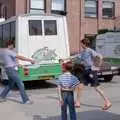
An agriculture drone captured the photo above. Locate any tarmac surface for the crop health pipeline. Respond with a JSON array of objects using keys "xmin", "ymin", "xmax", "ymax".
[{"xmin": 0, "ymin": 76, "xmax": 120, "ymax": 120}]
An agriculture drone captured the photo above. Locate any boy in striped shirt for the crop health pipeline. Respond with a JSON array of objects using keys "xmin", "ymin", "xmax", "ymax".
[{"xmin": 57, "ymin": 61, "xmax": 80, "ymax": 120}]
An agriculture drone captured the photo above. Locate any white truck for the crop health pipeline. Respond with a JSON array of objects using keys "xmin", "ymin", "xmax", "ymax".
[{"xmin": 95, "ymin": 32, "xmax": 120, "ymax": 82}]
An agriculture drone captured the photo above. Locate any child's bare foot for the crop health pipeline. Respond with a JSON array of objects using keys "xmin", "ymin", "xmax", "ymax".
[
  {"xmin": 102, "ymin": 100, "xmax": 112, "ymax": 110},
  {"xmin": 75, "ymin": 101, "xmax": 80, "ymax": 108}
]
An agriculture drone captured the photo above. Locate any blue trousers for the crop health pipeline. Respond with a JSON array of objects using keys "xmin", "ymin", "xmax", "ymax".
[
  {"xmin": 0, "ymin": 67, "xmax": 29, "ymax": 103},
  {"xmin": 61, "ymin": 91, "xmax": 77, "ymax": 120}
]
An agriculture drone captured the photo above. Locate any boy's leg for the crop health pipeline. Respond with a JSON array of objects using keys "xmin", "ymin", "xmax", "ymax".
[
  {"xmin": 75, "ymin": 83, "xmax": 84, "ymax": 107},
  {"xmin": 0, "ymin": 77, "xmax": 15, "ymax": 99},
  {"xmin": 94, "ymin": 85, "xmax": 112, "ymax": 110},
  {"xmin": 11, "ymin": 70, "xmax": 29, "ymax": 103},
  {"xmin": 0, "ymin": 69, "xmax": 16, "ymax": 99},
  {"xmin": 88, "ymin": 70, "xmax": 112, "ymax": 110},
  {"xmin": 67, "ymin": 91, "xmax": 77, "ymax": 120},
  {"xmin": 74, "ymin": 71, "xmax": 87, "ymax": 108},
  {"xmin": 61, "ymin": 91, "xmax": 67, "ymax": 120}
]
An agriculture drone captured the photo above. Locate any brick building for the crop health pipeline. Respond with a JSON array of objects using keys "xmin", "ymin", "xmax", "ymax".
[{"xmin": 0, "ymin": 0, "xmax": 120, "ymax": 53}]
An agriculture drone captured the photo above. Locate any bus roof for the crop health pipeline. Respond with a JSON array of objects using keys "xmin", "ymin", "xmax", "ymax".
[{"xmin": 0, "ymin": 13, "xmax": 65, "ymax": 25}]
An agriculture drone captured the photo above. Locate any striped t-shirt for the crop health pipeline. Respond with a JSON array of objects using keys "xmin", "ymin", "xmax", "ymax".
[{"xmin": 57, "ymin": 72, "xmax": 80, "ymax": 89}]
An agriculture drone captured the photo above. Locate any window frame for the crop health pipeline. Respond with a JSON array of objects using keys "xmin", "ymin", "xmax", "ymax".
[
  {"xmin": 10, "ymin": 21, "xmax": 16, "ymax": 41},
  {"xmin": 2, "ymin": 23, "xmax": 11, "ymax": 46},
  {"xmin": 0, "ymin": 21, "xmax": 16, "ymax": 48},
  {"xmin": 51, "ymin": 0, "xmax": 67, "ymax": 15},
  {"xmin": 29, "ymin": 20, "xmax": 43, "ymax": 36},
  {"xmin": 0, "ymin": 25, "xmax": 3, "ymax": 47},
  {"xmin": 84, "ymin": 0, "xmax": 98, "ymax": 18},
  {"xmin": 30, "ymin": 0, "xmax": 46, "ymax": 14},
  {"xmin": 3, "ymin": 6, "xmax": 7, "ymax": 19},
  {"xmin": 102, "ymin": 1, "xmax": 115, "ymax": 19},
  {"xmin": 44, "ymin": 20, "xmax": 57, "ymax": 36}
]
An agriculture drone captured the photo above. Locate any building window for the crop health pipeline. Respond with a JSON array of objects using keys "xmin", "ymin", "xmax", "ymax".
[
  {"xmin": 0, "ymin": 3, "xmax": 2, "ymax": 17},
  {"xmin": 29, "ymin": 20, "xmax": 42, "ymax": 35},
  {"xmin": 51, "ymin": 0, "xmax": 66, "ymax": 15},
  {"xmin": 44, "ymin": 20, "xmax": 57, "ymax": 35},
  {"xmin": 3, "ymin": 6, "xmax": 7, "ymax": 19},
  {"xmin": 30, "ymin": 0, "xmax": 45, "ymax": 14},
  {"xmin": 102, "ymin": 1, "xmax": 115, "ymax": 18},
  {"xmin": 85, "ymin": 0, "xmax": 97, "ymax": 18}
]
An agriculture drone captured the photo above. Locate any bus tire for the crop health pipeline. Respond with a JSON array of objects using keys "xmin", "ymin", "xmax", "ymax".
[{"xmin": 104, "ymin": 75, "xmax": 113, "ymax": 82}]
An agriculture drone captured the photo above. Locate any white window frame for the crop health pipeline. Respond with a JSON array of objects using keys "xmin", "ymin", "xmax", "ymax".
[
  {"xmin": 30, "ymin": 0, "xmax": 45, "ymax": 14},
  {"xmin": 51, "ymin": 0, "xmax": 66, "ymax": 15}
]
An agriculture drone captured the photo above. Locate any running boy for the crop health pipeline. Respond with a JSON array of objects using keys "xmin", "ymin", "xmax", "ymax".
[{"xmin": 74, "ymin": 38, "xmax": 112, "ymax": 110}]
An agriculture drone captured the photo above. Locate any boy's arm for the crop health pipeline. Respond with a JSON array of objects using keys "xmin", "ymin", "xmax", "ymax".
[
  {"xmin": 91, "ymin": 49, "xmax": 103, "ymax": 59},
  {"xmin": 57, "ymin": 85, "xmax": 62, "ymax": 100},
  {"xmin": 91, "ymin": 49, "xmax": 103, "ymax": 67},
  {"xmin": 16, "ymin": 55, "xmax": 35, "ymax": 64}
]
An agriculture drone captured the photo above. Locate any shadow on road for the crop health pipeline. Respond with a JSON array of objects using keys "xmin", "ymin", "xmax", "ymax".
[
  {"xmin": 24, "ymin": 80, "xmax": 57, "ymax": 90},
  {"xmin": 0, "ymin": 80, "xmax": 57, "ymax": 90},
  {"xmin": 33, "ymin": 110, "xmax": 120, "ymax": 120}
]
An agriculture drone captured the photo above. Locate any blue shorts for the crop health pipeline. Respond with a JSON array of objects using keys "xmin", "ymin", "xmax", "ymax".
[{"xmin": 74, "ymin": 69, "xmax": 100, "ymax": 87}]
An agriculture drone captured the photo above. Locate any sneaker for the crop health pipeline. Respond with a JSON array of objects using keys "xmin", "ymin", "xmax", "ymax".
[{"xmin": 21, "ymin": 100, "xmax": 33, "ymax": 105}]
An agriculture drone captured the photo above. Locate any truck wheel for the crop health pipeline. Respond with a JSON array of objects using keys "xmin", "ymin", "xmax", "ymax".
[{"xmin": 104, "ymin": 75, "xmax": 113, "ymax": 82}]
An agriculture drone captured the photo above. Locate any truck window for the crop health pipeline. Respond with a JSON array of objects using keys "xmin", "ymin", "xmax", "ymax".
[
  {"xmin": 0, "ymin": 21, "xmax": 16, "ymax": 48},
  {"xmin": 3, "ymin": 23, "xmax": 10, "ymax": 47},
  {"xmin": 0, "ymin": 25, "xmax": 2, "ymax": 47},
  {"xmin": 10, "ymin": 21, "xmax": 15, "ymax": 41},
  {"xmin": 44, "ymin": 20, "xmax": 57, "ymax": 35},
  {"xmin": 29, "ymin": 20, "xmax": 42, "ymax": 35}
]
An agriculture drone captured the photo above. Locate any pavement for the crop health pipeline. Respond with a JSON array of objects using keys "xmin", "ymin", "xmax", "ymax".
[{"xmin": 0, "ymin": 76, "xmax": 120, "ymax": 120}]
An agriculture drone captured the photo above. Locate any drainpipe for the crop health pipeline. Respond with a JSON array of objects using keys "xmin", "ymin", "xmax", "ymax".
[{"xmin": 79, "ymin": 0, "xmax": 82, "ymax": 52}]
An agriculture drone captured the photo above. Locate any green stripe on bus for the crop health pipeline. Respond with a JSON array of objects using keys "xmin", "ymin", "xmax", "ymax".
[{"xmin": 104, "ymin": 58, "xmax": 120, "ymax": 65}]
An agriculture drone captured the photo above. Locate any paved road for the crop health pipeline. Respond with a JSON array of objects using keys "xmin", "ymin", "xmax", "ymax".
[{"xmin": 0, "ymin": 76, "xmax": 120, "ymax": 120}]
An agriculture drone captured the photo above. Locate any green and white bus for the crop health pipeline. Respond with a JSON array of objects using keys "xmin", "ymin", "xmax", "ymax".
[{"xmin": 0, "ymin": 14, "xmax": 70, "ymax": 81}]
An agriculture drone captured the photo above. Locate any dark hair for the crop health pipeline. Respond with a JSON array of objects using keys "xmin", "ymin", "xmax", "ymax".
[
  {"xmin": 6, "ymin": 40, "xmax": 14, "ymax": 47},
  {"xmin": 72, "ymin": 63, "xmax": 85, "ymax": 74},
  {"xmin": 62, "ymin": 61, "xmax": 73, "ymax": 72},
  {"xmin": 59, "ymin": 59, "xmax": 64, "ymax": 63},
  {"xmin": 81, "ymin": 38, "xmax": 90, "ymax": 47}
]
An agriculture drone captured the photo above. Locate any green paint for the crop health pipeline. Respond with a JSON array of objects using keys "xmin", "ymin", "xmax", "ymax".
[
  {"xmin": 18, "ymin": 63, "xmax": 62, "ymax": 81},
  {"xmin": 104, "ymin": 58, "xmax": 120, "ymax": 65}
]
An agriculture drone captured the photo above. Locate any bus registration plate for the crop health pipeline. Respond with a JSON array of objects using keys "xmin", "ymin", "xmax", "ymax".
[{"xmin": 39, "ymin": 75, "xmax": 53, "ymax": 80}]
